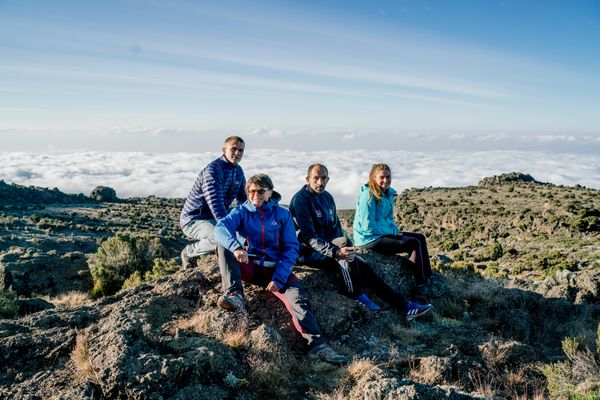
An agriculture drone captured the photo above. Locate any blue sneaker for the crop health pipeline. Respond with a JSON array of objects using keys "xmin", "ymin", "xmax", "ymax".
[
  {"xmin": 356, "ymin": 293, "xmax": 381, "ymax": 312},
  {"xmin": 405, "ymin": 301, "xmax": 432, "ymax": 321}
]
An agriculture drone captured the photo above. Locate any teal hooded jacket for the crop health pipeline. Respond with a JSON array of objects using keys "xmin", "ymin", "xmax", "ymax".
[{"xmin": 353, "ymin": 185, "xmax": 398, "ymax": 247}]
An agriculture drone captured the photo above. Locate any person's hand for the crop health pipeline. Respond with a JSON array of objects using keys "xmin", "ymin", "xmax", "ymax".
[
  {"xmin": 266, "ymin": 281, "xmax": 280, "ymax": 292},
  {"xmin": 233, "ymin": 248, "xmax": 248, "ymax": 263},
  {"xmin": 337, "ymin": 246, "xmax": 355, "ymax": 262}
]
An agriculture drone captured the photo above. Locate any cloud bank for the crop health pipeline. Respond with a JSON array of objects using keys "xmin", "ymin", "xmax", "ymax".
[{"xmin": 1, "ymin": 150, "xmax": 598, "ymax": 209}]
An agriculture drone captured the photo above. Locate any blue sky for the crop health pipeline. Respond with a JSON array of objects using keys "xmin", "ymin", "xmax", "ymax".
[{"xmin": 1, "ymin": 0, "xmax": 599, "ymax": 151}]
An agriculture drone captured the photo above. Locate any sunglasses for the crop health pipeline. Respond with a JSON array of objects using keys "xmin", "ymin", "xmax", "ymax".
[{"xmin": 248, "ymin": 188, "xmax": 267, "ymax": 195}]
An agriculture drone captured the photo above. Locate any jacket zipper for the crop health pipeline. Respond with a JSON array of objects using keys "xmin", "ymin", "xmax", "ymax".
[{"xmin": 260, "ymin": 210, "xmax": 266, "ymax": 257}]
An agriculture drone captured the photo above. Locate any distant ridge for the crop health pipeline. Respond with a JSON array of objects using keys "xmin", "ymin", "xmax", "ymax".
[{"xmin": 0, "ymin": 180, "xmax": 88, "ymax": 204}]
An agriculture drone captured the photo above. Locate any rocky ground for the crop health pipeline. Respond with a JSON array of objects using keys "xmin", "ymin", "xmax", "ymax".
[{"xmin": 0, "ymin": 174, "xmax": 599, "ymax": 399}]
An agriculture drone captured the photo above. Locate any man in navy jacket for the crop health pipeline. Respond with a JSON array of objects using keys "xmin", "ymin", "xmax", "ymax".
[{"xmin": 179, "ymin": 136, "xmax": 247, "ymax": 267}]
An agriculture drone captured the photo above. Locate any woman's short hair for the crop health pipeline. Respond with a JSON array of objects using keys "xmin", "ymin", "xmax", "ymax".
[{"xmin": 246, "ymin": 174, "xmax": 274, "ymax": 191}]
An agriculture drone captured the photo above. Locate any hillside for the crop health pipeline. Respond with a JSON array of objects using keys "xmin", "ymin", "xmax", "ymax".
[{"xmin": 1, "ymin": 174, "xmax": 599, "ymax": 399}]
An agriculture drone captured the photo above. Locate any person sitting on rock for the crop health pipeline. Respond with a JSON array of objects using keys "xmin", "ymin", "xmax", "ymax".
[
  {"xmin": 289, "ymin": 163, "xmax": 432, "ymax": 320},
  {"xmin": 214, "ymin": 173, "xmax": 348, "ymax": 365},
  {"xmin": 179, "ymin": 136, "xmax": 247, "ymax": 267},
  {"xmin": 353, "ymin": 163, "xmax": 445, "ymax": 298}
]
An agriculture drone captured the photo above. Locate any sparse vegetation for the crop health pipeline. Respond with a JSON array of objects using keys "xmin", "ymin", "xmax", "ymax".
[
  {"xmin": 0, "ymin": 286, "xmax": 19, "ymax": 318},
  {"xmin": 2, "ymin": 174, "xmax": 599, "ymax": 399},
  {"xmin": 88, "ymin": 233, "xmax": 168, "ymax": 297},
  {"xmin": 542, "ymin": 330, "xmax": 600, "ymax": 400}
]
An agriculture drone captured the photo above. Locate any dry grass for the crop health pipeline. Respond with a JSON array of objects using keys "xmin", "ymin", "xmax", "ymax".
[
  {"xmin": 49, "ymin": 291, "xmax": 91, "ymax": 308},
  {"xmin": 223, "ymin": 328, "xmax": 247, "ymax": 349},
  {"xmin": 347, "ymin": 358, "xmax": 376, "ymax": 381},
  {"xmin": 480, "ymin": 338, "xmax": 510, "ymax": 370},
  {"xmin": 71, "ymin": 331, "xmax": 94, "ymax": 376},
  {"xmin": 504, "ymin": 367, "xmax": 527, "ymax": 392},
  {"xmin": 311, "ymin": 387, "xmax": 348, "ymax": 400},
  {"xmin": 70, "ymin": 330, "xmax": 106, "ymax": 397}
]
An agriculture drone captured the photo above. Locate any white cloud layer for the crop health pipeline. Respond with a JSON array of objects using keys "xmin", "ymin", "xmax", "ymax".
[{"xmin": 1, "ymin": 150, "xmax": 599, "ymax": 209}]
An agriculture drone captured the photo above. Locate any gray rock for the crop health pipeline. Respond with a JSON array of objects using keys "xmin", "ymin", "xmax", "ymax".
[{"xmin": 90, "ymin": 186, "xmax": 118, "ymax": 202}]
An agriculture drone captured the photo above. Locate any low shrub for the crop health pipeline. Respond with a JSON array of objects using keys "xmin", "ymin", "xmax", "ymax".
[
  {"xmin": 88, "ymin": 234, "xmax": 168, "ymax": 297},
  {"xmin": 0, "ymin": 286, "xmax": 19, "ymax": 318},
  {"xmin": 542, "ymin": 330, "xmax": 600, "ymax": 400}
]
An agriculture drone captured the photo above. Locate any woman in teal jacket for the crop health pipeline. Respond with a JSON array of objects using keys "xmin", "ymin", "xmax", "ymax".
[
  {"xmin": 353, "ymin": 164, "xmax": 444, "ymax": 298},
  {"xmin": 214, "ymin": 173, "xmax": 348, "ymax": 364}
]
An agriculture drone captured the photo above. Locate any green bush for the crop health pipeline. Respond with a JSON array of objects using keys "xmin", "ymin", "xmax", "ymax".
[
  {"xmin": 89, "ymin": 234, "xmax": 167, "ymax": 297},
  {"xmin": 0, "ymin": 286, "xmax": 19, "ymax": 319},
  {"xmin": 144, "ymin": 258, "xmax": 180, "ymax": 281},
  {"xmin": 542, "ymin": 332, "xmax": 600, "ymax": 400},
  {"xmin": 122, "ymin": 270, "xmax": 144, "ymax": 290}
]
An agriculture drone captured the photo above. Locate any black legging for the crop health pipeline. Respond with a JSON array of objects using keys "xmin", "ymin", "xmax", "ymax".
[
  {"xmin": 306, "ymin": 256, "xmax": 408, "ymax": 311},
  {"xmin": 359, "ymin": 232, "xmax": 432, "ymax": 286}
]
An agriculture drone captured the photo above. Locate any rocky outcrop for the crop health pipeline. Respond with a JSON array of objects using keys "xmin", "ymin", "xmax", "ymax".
[
  {"xmin": 0, "ymin": 256, "xmax": 492, "ymax": 400},
  {"xmin": 90, "ymin": 186, "xmax": 118, "ymax": 202},
  {"xmin": 477, "ymin": 172, "xmax": 538, "ymax": 186},
  {"xmin": 513, "ymin": 268, "xmax": 600, "ymax": 304},
  {"xmin": 0, "ymin": 180, "xmax": 88, "ymax": 204}
]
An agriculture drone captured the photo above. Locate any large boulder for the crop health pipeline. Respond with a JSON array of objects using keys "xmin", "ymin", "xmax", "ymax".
[{"xmin": 90, "ymin": 186, "xmax": 118, "ymax": 202}]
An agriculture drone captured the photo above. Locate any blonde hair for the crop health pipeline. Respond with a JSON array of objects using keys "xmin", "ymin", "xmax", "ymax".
[
  {"xmin": 367, "ymin": 163, "xmax": 391, "ymax": 203},
  {"xmin": 224, "ymin": 136, "xmax": 245, "ymax": 145}
]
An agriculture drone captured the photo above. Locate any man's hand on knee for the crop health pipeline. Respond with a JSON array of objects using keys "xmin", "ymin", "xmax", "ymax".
[
  {"xmin": 234, "ymin": 248, "xmax": 249, "ymax": 263},
  {"xmin": 336, "ymin": 246, "xmax": 355, "ymax": 262}
]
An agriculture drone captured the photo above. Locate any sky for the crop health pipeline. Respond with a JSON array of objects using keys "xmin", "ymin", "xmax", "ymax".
[
  {"xmin": 1, "ymin": 1, "xmax": 599, "ymax": 204},
  {"xmin": 1, "ymin": 0, "xmax": 599, "ymax": 152}
]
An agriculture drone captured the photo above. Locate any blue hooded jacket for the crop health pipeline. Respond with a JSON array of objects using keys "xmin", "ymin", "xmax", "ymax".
[
  {"xmin": 214, "ymin": 191, "xmax": 299, "ymax": 288},
  {"xmin": 353, "ymin": 184, "xmax": 398, "ymax": 247}
]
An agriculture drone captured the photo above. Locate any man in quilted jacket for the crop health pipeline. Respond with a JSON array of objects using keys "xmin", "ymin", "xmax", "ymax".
[{"xmin": 179, "ymin": 136, "xmax": 247, "ymax": 267}]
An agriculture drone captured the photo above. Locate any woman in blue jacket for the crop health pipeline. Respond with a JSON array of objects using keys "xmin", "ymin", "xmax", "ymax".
[
  {"xmin": 353, "ymin": 164, "xmax": 444, "ymax": 298},
  {"xmin": 214, "ymin": 174, "xmax": 348, "ymax": 364}
]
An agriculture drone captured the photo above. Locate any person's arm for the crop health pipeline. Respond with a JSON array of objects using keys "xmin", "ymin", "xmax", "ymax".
[
  {"xmin": 291, "ymin": 195, "xmax": 340, "ymax": 259},
  {"xmin": 236, "ymin": 168, "xmax": 248, "ymax": 203},
  {"xmin": 355, "ymin": 189, "xmax": 383, "ymax": 237},
  {"xmin": 270, "ymin": 209, "xmax": 300, "ymax": 289},
  {"xmin": 214, "ymin": 207, "xmax": 245, "ymax": 253},
  {"xmin": 384, "ymin": 193, "xmax": 399, "ymax": 235},
  {"xmin": 202, "ymin": 163, "xmax": 229, "ymax": 221}
]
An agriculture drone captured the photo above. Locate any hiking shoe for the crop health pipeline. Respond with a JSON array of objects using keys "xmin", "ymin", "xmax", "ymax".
[
  {"xmin": 180, "ymin": 248, "xmax": 195, "ymax": 269},
  {"xmin": 219, "ymin": 292, "xmax": 246, "ymax": 312},
  {"xmin": 308, "ymin": 343, "xmax": 348, "ymax": 365},
  {"xmin": 405, "ymin": 301, "xmax": 432, "ymax": 321},
  {"xmin": 356, "ymin": 293, "xmax": 381, "ymax": 312}
]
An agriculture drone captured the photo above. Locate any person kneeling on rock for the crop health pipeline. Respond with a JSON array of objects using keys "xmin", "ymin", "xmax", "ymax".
[{"xmin": 214, "ymin": 173, "xmax": 348, "ymax": 365}]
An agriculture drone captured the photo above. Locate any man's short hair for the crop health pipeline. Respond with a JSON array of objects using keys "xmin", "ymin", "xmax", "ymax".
[
  {"xmin": 224, "ymin": 136, "xmax": 245, "ymax": 145},
  {"xmin": 246, "ymin": 174, "xmax": 274, "ymax": 191},
  {"xmin": 307, "ymin": 163, "xmax": 328, "ymax": 177}
]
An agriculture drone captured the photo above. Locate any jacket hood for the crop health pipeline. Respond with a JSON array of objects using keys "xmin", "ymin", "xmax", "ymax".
[{"xmin": 242, "ymin": 190, "xmax": 282, "ymax": 212}]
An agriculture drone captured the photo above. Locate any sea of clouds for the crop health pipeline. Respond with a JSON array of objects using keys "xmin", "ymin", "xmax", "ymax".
[{"xmin": 1, "ymin": 150, "xmax": 599, "ymax": 209}]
